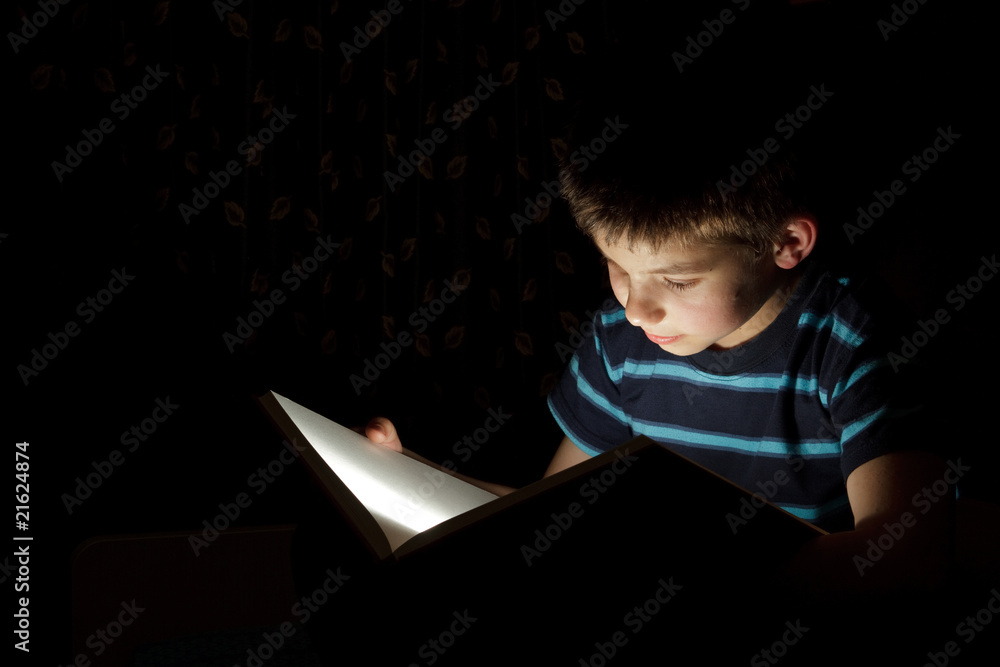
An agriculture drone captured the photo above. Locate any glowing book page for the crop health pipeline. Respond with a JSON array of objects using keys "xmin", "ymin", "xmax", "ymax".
[{"xmin": 267, "ymin": 392, "xmax": 498, "ymax": 554}]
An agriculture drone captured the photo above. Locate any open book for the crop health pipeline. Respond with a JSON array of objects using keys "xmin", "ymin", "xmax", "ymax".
[{"xmin": 257, "ymin": 391, "xmax": 825, "ymax": 563}]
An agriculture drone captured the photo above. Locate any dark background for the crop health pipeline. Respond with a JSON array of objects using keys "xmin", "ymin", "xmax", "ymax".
[{"xmin": 4, "ymin": 0, "xmax": 996, "ymax": 664}]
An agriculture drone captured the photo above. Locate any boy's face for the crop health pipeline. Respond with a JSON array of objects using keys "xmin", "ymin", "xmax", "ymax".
[{"xmin": 595, "ymin": 235, "xmax": 795, "ymax": 356}]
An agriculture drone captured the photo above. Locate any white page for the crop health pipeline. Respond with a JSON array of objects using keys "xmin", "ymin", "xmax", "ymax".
[{"xmin": 270, "ymin": 392, "xmax": 499, "ymax": 552}]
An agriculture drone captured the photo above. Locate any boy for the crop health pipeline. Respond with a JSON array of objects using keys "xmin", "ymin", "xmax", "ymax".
[{"xmin": 367, "ymin": 83, "xmax": 954, "ymax": 606}]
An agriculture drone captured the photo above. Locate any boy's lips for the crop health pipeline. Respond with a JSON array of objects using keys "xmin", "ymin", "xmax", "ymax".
[{"xmin": 644, "ymin": 331, "xmax": 681, "ymax": 345}]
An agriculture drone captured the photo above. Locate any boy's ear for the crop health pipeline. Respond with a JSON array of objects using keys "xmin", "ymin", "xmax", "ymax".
[{"xmin": 773, "ymin": 217, "xmax": 817, "ymax": 269}]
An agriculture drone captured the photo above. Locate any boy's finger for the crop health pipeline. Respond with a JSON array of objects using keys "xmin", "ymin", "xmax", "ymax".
[{"xmin": 366, "ymin": 417, "xmax": 402, "ymax": 451}]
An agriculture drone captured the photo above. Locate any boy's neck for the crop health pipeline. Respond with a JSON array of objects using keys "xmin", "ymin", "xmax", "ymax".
[{"xmin": 711, "ymin": 265, "xmax": 805, "ymax": 351}]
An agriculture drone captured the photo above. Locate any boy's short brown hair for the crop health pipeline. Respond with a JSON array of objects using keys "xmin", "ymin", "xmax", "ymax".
[{"xmin": 559, "ymin": 76, "xmax": 812, "ymax": 266}]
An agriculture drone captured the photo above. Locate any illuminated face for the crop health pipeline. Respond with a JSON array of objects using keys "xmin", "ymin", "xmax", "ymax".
[{"xmin": 595, "ymin": 236, "xmax": 794, "ymax": 356}]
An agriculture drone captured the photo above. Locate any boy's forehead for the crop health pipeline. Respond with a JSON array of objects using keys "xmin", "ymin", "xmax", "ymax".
[{"xmin": 594, "ymin": 235, "xmax": 725, "ymax": 273}]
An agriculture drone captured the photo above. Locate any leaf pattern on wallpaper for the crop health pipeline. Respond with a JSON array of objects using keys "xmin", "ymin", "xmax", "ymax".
[
  {"xmin": 417, "ymin": 158, "xmax": 434, "ymax": 181},
  {"xmin": 516, "ymin": 155, "xmax": 530, "ymax": 181},
  {"xmin": 304, "ymin": 25, "xmax": 323, "ymax": 51},
  {"xmin": 524, "ymin": 26, "xmax": 540, "ymax": 51},
  {"xmin": 521, "ymin": 278, "xmax": 537, "ymax": 302},
  {"xmin": 156, "ymin": 125, "xmax": 176, "ymax": 150},
  {"xmin": 269, "ymin": 197, "xmax": 291, "ymax": 221},
  {"xmin": 365, "ymin": 197, "xmax": 381, "ymax": 221},
  {"xmin": 405, "ymin": 58, "xmax": 420, "ymax": 84},
  {"xmin": 555, "ymin": 251, "xmax": 575, "ymax": 274},
  {"xmin": 538, "ymin": 372, "xmax": 559, "ymax": 397},
  {"xmin": 400, "ymin": 238, "xmax": 417, "ymax": 262},
  {"xmin": 94, "ymin": 67, "xmax": 115, "ymax": 92},
  {"xmin": 444, "ymin": 326, "xmax": 465, "ymax": 349},
  {"xmin": 559, "ymin": 311, "xmax": 580, "ymax": 333},
  {"xmin": 250, "ymin": 270, "xmax": 269, "ymax": 296},
  {"xmin": 275, "ymin": 19, "xmax": 292, "ymax": 43},
  {"xmin": 381, "ymin": 252, "xmax": 395, "ymax": 277},
  {"xmin": 502, "ymin": 62, "xmax": 519, "ymax": 85},
  {"xmin": 514, "ymin": 332, "xmax": 534, "ymax": 356},
  {"xmin": 416, "ymin": 334, "xmax": 432, "ymax": 357},
  {"xmin": 225, "ymin": 201, "xmax": 246, "ymax": 227},
  {"xmin": 475, "ymin": 216, "xmax": 491, "ymax": 240},
  {"xmin": 124, "ymin": 43, "xmax": 137, "ymax": 67},
  {"xmin": 227, "ymin": 12, "xmax": 248, "ymax": 38},
  {"xmin": 44, "ymin": 0, "xmax": 612, "ymax": 417},
  {"xmin": 321, "ymin": 329, "xmax": 338, "ymax": 354},
  {"xmin": 320, "ymin": 150, "xmax": 334, "ymax": 174},
  {"xmin": 338, "ymin": 237, "xmax": 353, "ymax": 261},
  {"xmin": 71, "ymin": 3, "xmax": 88, "ymax": 29},
  {"xmin": 30, "ymin": 64, "xmax": 54, "ymax": 90},
  {"xmin": 304, "ymin": 208, "xmax": 320, "ymax": 233},
  {"xmin": 503, "ymin": 238, "xmax": 516, "ymax": 261},
  {"xmin": 152, "ymin": 2, "xmax": 169, "ymax": 26},
  {"xmin": 544, "ymin": 78, "xmax": 564, "ymax": 101}
]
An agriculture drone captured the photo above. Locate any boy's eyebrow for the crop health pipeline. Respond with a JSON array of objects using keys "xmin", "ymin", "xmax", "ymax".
[
  {"xmin": 599, "ymin": 250, "xmax": 708, "ymax": 275},
  {"xmin": 647, "ymin": 261, "xmax": 708, "ymax": 275}
]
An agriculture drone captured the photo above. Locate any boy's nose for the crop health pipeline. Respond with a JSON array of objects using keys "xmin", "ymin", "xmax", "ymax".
[{"xmin": 624, "ymin": 287, "xmax": 665, "ymax": 327}]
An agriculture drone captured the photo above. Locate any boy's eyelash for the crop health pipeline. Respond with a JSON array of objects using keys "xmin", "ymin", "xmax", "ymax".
[
  {"xmin": 664, "ymin": 278, "xmax": 694, "ymax": 291},
  {"xmin": 602, "ymin": 259, "xmax": 693, "ymax": 291}
]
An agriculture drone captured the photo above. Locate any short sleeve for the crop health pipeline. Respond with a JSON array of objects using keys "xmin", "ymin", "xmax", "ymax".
[{"xmin": 546, "ymin": 307, "xmax": 635, "ymax": 456}]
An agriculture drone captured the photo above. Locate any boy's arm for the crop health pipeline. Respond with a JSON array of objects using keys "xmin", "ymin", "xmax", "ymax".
[
  {"xmin": 781, "ymin": 449, "xmax": 954, "ymax": 600},
  {"xmin": 544, "ymin": 436, "xmax": 593, "ymax": 477}
]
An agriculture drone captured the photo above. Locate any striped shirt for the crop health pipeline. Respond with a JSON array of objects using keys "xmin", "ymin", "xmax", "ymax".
[{"xmin": 547, "ymin": 261, "xmax": 920, "ymax": 532}]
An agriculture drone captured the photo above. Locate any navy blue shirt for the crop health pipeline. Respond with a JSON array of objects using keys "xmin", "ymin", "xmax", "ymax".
[{"xmin": 547, "ymin": 261, "xmax": 921, "ymax": 532}]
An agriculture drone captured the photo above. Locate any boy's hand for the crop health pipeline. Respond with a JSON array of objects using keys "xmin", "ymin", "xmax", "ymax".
[{"xmin": 365, "ymin": 417, "xmax": 403, "ymax": 453}]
